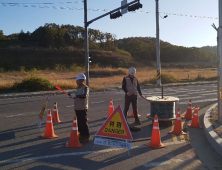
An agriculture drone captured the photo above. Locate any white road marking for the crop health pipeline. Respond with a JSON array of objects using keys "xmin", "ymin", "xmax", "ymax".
[
  {"xmin": 199, "ymin": 93, "xmax": 217, "ymax": 96},
  {"xmin": 143, "ymin": 159, "xmax": 183, "ymax": 168},
  {"xmin": 0, "ymin": 148, "xmax": 119, "ymax": 165},
  {"xmin": 66, "ymin": 105, "xmax": 74, "ymax": 108},
  {"xmin": 91, "ymin": 101, "xmax": 105, "ymax": 104},
  {"xmin": 0, "ymin": 141, "xmax": 184, "ymax": 165},
  {"xmin": 168, "ymin": 94, "xmax": 188, "ymax": 97},
  {"xmin": 187, "ymin": 90, "xmax": 217, "ymax": 95},
  {"xmin": 189, "ymin": 89, "xmax": 206, "ymax": 92},
  {"xmin": 164, "ymin": 141, "xmax": 184, "ymax": 145},
  {"xmin": 178, "ymin": 98, "xmax": 217, "ymax": 104},
  {"xmin": 115, "ymin": 99, "xmax": 123, "ymax": 101},
  {"xmin": 5, "ymin": 114, "xmax": 23, "ymax": 118},
  {"xmin": 179, "ymin": 96, "xmax": 202, "ymax": 100}
]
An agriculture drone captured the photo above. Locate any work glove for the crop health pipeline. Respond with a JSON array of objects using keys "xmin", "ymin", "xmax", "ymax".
[
  {"xmin": 68, "ymin": 93, "xmax": 76, "ymax": 99},
  {"xmin": 141, "ymin": 95, "xmax": 146, "ymax": 99},
  {"xmin": 126, "ymin": 92, "xmax": 132, "ymax": 96}
]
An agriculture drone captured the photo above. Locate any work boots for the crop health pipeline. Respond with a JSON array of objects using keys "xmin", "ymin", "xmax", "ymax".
[
  {"xmin": 134, "ymin": 118, "xmax": 141, "ymax": 125},
  {"xmin": 80, "ymin": 135, "xmax": 89, "ymax": 143}
]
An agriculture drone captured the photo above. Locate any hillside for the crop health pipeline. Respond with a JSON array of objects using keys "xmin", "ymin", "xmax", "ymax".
[
  {"xmin": 117, "ymin": 37, "xmax": 217, "ymax": 63},
  {"xmin": 0, "ymin": 24, "xmax": 218, "ymax": 71},
  {"xmin": 200, "ymin": 46, "xmax": 217, "ymax": 53},
  {"xmin": 0, "ymin": 48, "xmax": 134, "ymax": 71}
]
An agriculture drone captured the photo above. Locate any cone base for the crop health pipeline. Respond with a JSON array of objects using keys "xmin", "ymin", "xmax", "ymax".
[
  {"xmin": 41, "ymin": 134, "xmax": 58, "ymax": 139},
  {"xmin": 188, "ymin": 124, "xmax": 202, "ymax": 129},
  {"xmin": 145, "ymin": 143, "xmax": 167, "ymax": 149},
  {"xmin": 168, "ymin": 131, "xmax": 187, "ymax": 136},
  {"xmin": 65, "ymin": 142, "xmax": 82, "ymax": 148},
  {"xmin": 53, "ymin": 120, "xmax": 62, "ymax": 123}
]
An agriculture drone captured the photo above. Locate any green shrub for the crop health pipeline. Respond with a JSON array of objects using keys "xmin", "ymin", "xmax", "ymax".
[
  {"xmin": 13, "ymin": 76, "xmax": 53, "ymax": 92},
  {"xmin": 69, "ymin": 64, "xmax": 84, "ymax": 72},
  {"xmin": 114, "ymin": 49, "xmax": 131, "ymax": 56},
  {"xmin": 54, "ymin": 64, "xmax": 67, "ymax": 71}
]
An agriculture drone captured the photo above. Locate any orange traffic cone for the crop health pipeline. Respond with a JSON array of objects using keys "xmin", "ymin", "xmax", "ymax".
[
  {"xmin": 66, "ymin": 115, "xmax": 83, "ymax": 148},
  {"xmin": 145, "ymin": 115, "xmax": 167, "ymax": 149},
  {"xmin": 188, "ymin": 105, "xmax": 202, "ymax": 129},
  {"xmin": 128, "ymin": 109, "xmax": 141, "ymax": 118},
  {"xmin": 104, "ymin": 98, "xmax": 114, "ymax": 118},
  {"xmin": 53, "ymin": 102, "xmax": 61, "ymax": 123},
  {"xmin": 183, "ymin": 99, "xmax": 192, "ymax": 120},
  {"xmin": 41, "ymin": 109, "xmax": 58, "ymax": 139},
  {"xmin": 169, "ymin": 108, "xmax": 187, "ymax": 136}
]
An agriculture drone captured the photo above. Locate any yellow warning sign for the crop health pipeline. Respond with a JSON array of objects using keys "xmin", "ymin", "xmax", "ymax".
[
  {"xmin": 102, "ymin": 111, "xmax": 127, "ymax": 136},
  {"xmin": 96, "ymin": 105, "xmax": 133, "ymax": 140}
]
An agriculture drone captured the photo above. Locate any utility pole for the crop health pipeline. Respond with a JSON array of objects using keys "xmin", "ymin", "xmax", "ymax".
[
  {"xmin": 218, "ymin": 0, "xmax": 222, "ymax": 123},
  {"xmin": 84, "ymin": 0, "xmax": 89, "ymax": 86},
  {"xmin": 156, "ymin": 0, "xmax": 161, "ymax": 86}
]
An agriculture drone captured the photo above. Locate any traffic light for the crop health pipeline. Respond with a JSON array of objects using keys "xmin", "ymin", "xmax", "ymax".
[
  {"xmin": 89, "ymin": 54, "xmax": 93, "ymax": 63},
  {"xmin": 128, "ymin": 2, "xmax": 142, "ymax": 12},
  {"xmin": 110, "ymin": 10, "xmax": 122, "ymax": 19}
]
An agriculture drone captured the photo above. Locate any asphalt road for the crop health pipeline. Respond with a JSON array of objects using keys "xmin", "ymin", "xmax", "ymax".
[{"xmin": 0, "ymin": 82, "xmax": 220, "ymax": 170}]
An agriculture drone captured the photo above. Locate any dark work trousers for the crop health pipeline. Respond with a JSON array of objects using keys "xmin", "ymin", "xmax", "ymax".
[
  {"xmin": 75, "ymin": 110, "xmax": 90, "ymax": 137},
  {"xmin": 123, "ymin": 94, "xmax": 139, "ymax": 120}
]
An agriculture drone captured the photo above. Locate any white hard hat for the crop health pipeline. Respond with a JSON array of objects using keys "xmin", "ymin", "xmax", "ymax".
[
  {"xmin": 76, "ymin": 73, "xmax": 86, "ymax": 80},
  {"xmin": 129, "ymin": 67, "xmax": 136, "ymax": 76}
]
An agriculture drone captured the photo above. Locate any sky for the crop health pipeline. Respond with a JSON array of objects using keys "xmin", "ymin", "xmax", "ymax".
[{"xmin": 0, "ymin": 0, "xmax": 219, "ymax": 47}]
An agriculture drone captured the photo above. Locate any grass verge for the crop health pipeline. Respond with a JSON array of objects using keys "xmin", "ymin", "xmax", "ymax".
[{"xmin": 0, "ymin": 67, "xmax": 217, "ymax": 93}]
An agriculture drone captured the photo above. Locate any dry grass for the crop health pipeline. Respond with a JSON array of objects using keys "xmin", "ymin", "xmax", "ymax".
[{"xmin": 0, "ymin": 67, "xmax": 217, "ymax": 92}]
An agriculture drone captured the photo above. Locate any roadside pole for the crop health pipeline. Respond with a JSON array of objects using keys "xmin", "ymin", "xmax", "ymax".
[
  {"xmin": 156, "ymin": 0, "xmax": 161, "ymax": 86},
  {"xmin": 218, "ymin": 0, "xmax": 222, "ymax": 123},
  {"xmin": 83, "ymin": 0, "xmax": 140, "ymax": 86},
  {"xmin": 84, "ymin": 0, "xmax": 89, "ymax": 86}
]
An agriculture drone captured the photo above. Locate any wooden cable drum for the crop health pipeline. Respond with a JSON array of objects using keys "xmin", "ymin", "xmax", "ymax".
[{"xmin": 146, "ymin": 96, "xmax": 179, "ymax": 119}]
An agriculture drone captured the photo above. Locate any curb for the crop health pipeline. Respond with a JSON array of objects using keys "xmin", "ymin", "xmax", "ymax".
[
  {"xmin": 0, "ymin": 81, "xmax": 217, "ymax": 99},
  {"xmin": 203, "ymin": 103, "xmax": 222, "ymax": 156}
]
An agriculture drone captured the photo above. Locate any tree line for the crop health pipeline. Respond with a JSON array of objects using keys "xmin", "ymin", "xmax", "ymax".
[
  {"xmin": 0, "ymin": 24, "xmax": 217, "ymax": 67},
  {"xmin": 0, "ymin": 23, "xmax": 117, "ymax": 51},
  {"xmin": 117, "ymin": 37, "xmax": 217, "ymax": 63}
]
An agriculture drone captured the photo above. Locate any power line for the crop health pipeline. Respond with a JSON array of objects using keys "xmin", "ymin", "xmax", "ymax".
[
  {"xmin": 0, "ymin": 3, "xmax": 218, "ymax": 20},
  {"xmin": 0, "ymin": 1, "xmax": 83, "ymax": 5}
]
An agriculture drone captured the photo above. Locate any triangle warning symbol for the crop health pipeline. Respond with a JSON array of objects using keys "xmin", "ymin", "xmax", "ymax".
[{"xmin": 95, "ymin": 105, "xmax": 133, "ymax": 140}]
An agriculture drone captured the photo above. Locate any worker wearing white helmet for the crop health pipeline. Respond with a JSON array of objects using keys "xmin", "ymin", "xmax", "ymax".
[
  {"xmin": 68, "ymin": 73, "xmax": 90, "ymax": 143},
  {"xmin": 122, "ymin": 67, "xmax": 145, "ymax": 125}
]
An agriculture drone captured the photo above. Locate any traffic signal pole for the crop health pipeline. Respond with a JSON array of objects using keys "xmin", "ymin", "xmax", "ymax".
[
  {"xmin": 84, "ymin": 0, "xmax": 89, "ymax": 86},
  {"xmin": 87, "ymin": 0, "xmax": 139, "ymax": 25},
  {"xmin": 156, "ymin": 0, "xmax": 161, "ymax": 86},
  {"xmin": 218, "ymin": 0, "xmax": 222, "ymax": 123},
  {"xmin": 83, "ymin": 0, "xmax": 141, "ymax": 86}
]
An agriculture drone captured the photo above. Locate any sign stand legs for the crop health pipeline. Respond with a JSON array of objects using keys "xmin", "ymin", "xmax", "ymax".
[
  {"xmin": 126, "ymin": 140, "xmax": 130, "ymax": 156},
  {"xmin": 92, "ymin": 144, "xmax": 96, "ymax": 151}
]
